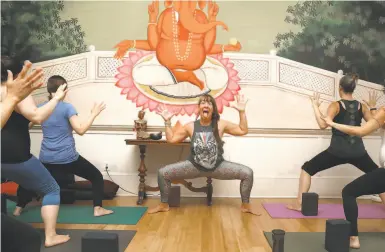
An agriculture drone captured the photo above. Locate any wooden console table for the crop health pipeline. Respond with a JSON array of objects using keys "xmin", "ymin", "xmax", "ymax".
[{"xmin": 125, "ymin": 139, "xmax": 213, "ymax": 205}]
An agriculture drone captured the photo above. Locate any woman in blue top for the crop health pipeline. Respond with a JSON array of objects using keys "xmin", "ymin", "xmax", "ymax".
[{"xmin": 14, "ymin": 75, "xmax": 113, "ymax": 217}]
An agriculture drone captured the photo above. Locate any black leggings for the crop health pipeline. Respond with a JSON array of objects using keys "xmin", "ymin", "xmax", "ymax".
[
  {"xmin": 302, "ymin": 150, "xmax": 378, "ymax": 176},
  {"xmin": 342, "ymin": 168, "xmax": 385, "ymax": 236},
  {"xmin": 17, "ymin": 155, "xmax": 104, "ymax": 208}
]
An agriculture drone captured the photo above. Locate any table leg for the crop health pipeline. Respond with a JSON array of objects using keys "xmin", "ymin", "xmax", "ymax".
[{"xmin": 137, "ymin": 145, "xmax": 147, "ymax": 205}]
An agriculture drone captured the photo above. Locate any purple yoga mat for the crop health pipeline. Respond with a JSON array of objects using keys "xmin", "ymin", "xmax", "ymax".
[{"xmin": 262, "ymin": 203, "xmax": 385, "ymax": 219}]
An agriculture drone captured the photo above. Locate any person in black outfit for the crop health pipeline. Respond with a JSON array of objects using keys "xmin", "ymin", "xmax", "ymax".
[
  {"xmin": 1, "ymin": 59, "xmax": 45, "ymax": 252},
  {"xmin": 287, "ymin": 73, "xmax": 385, "ymax": 211},
  {"xmin": 1, "ymin": 57, "xmax": 70, "ymax": 248},
  {"xmin": 323, "ymin": 104, "xmax": 385, "ymax": 249}
]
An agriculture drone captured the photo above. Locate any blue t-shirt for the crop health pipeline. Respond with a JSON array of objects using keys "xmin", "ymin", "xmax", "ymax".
[{"xmin": 39, "ymin": 101, "xmax": 79, "ymax": 164}]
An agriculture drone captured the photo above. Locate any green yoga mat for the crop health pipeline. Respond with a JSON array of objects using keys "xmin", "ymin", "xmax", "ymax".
[
  {"xmin": 264, "ymin": 231, "xmax": 385, "ymax": 252},
  {"xmin": 6, "ymin": 200, "xmax": 147, "ymax": 225}
]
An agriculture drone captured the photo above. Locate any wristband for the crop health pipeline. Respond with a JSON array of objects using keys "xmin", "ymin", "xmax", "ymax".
[{"xmin": 370, "ymin": 108, "xmax": 377, "ymax": 111}]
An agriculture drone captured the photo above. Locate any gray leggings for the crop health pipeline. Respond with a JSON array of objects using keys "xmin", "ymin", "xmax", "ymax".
[{"xmin": 158, "ymin": 160, "xmax": 254, "ymax": 203}]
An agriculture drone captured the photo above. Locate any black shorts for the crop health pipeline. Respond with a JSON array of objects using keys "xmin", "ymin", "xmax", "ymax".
[{"xmin": 302, "ymin": 150, "xmax": 378, "ymax": 176}]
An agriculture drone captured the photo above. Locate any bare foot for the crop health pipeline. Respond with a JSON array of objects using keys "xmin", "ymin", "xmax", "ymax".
[
  {"xmin": 241, "ymin": 203, "xmax": 262, "ymax": 216},
  {"xmin": 147, "ymin": 203, "xmax": 170, "ymax": 214},
  {"xmin": 45, "ymin": 234, "xmax": 70, "ymax": 247},
  {"xmin": 94, "ymin": 207, "xmax": 114, "ymax": 217},
  {"xmin": 286, "ymin": 201, "xmax": 302, "ymax": 212},
  {"xmin": 13, "ymin": 206, "xmax": 23, "ymax": 216},
  {"xmin": 350, "ymin": 236, "xmax": 360, "ymax": 249}
]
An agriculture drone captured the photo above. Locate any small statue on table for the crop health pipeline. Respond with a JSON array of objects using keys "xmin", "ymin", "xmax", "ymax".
[{"xmin": 134, "ymin": 110, "xmax": 162, "ymax": 140}]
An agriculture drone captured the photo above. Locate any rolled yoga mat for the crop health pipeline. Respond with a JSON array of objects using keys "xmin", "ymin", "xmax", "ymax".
[
  {"xmin": 38, "ymin": 229, "xmax": 136, "ymax": 252},
  {"xmin": 262, "ymin": 203, "xmax": 385, "ymax": 219},
  {"xmin": 263, "ymin": 231, "xmax": 385, "ymax": 252},
  {"xmin": 6, "ymin": 200, "xmax": 147, "ymax": 225}
]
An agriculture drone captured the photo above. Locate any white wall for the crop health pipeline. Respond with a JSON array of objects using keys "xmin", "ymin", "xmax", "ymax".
[{"xmin": 29, "ymin": 52, "xmax": 385, "ymax": 199}]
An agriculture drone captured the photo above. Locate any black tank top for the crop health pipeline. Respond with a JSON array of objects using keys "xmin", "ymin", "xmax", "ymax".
[
  {"xmin": 188, "ymin": 120, "xmax": 224, "ymax": 171},
  {"xmin": 1, "ymin": 111, "xmax": 32, "ymax": 164},
  {"xmin": 327, "ymin": 100, "xmax": 366, "ymax": 158}
]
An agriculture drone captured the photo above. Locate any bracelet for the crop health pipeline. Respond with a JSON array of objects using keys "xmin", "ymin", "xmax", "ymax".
[
  {"xmin": 164, "ymin": 121, "xmax": 171, "ymax": 127},
  {"xmin": 370, "ymin": 108, "xmax": 377, "ymax": 111},
  {"xmin": 148, "ymin": 23, "xmax": 157, "ymax": 26}
]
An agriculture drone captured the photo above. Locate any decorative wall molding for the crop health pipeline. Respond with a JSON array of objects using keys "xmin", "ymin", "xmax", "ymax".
[{"xmin": 30, "ymin": 124, "xmax": 382, "ymax": 137}]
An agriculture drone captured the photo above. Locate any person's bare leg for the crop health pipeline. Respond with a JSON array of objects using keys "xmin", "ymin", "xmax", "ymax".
[
  {"xmin": 13, "ymin": 206, "xmax": 23, "ymax": 216},
  {"xmin": 41, "ymin": 205, "xmax": 70, "ymax": 247},
  {"xmin": 287, "ymin": 170, "xmax": 311, "ymax": 211},
  {"xmin": 241, "ymin": 203, "xmax": 262, "ymax": 216},
  {"xmin": 350, "ymin": 236, "xmax": 360, "ymax": 249},
  {"xmin": 148, "ymin": 203, "xmax": 170, "ymax": 214},
  {"xmin": 94, "ymin": 206, "xmax": 114, "ymax": 217}
]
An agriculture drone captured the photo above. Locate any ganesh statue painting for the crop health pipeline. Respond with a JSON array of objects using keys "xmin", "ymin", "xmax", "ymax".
[{"xmin": 114, "ymin": 0, "xmax": 242, "ymax": 115}]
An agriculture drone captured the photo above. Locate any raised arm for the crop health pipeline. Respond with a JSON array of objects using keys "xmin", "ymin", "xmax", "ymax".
[
  {"xmin": 15, "ymin": 84, "xmax": 67, "ymax": 124},
  {"xmin": 156, "ymin": 104, "xmax": 190, "ymax": 143},
  {"xmin": 224, "ymin": 94, "xmax": 248, "ymax": 136},
  {"xmin": 1, "ymin": 61, "xmax": 43, "ymax": 128},
  {"xmin": 310, "ymin": 92, "xmax": 338, "ymax": 129},
  {"xmin": 323, "ymin": 107, "xmax": 385, "ymax": 137},
  {"xmin": 69, "ymin": 102, "xmax": 106, "ymax": 136},
  {"xmin": 363, "ymin": 90, "xmax": 380, "ymax": 120}
]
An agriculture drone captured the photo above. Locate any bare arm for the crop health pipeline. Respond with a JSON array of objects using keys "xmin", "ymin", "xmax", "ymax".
[
  {"xmin": 313, "ymin": 101, "xmax": 338, "ymax": 129},
  {"xmin": 69, "ymin": 102, "xmax": 105, "ymax": 136},
  {"xmin": 326, "ymin": 108, "xmax": 385, "ymax": 137},
  {"xmin": 14, "ymin": 84, "xmax": 67, "ymax": 124},
  {"xmin": 224, "ymin": 111, "xmax": 248, "ymax": 136},
  {"xmin": 15, "ymin": 95, "xmax": 60, "ymax": 124},
  {"xmin": 362, "ymin": 103, "xmax": 374, "ymax": 121},
  {"xmin": 69, "ymin": 114, "xmax": 97, "ymax": 136},
  {"xmin": 164, "ymin": 121, "xmax": 190, "ymax": 143},
  {"xmin": 1, "ymin": 61, "xmax": 44, "ymax": 128}
]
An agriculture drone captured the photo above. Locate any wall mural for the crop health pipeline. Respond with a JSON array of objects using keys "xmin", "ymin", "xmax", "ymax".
[
  {"xmin": 1, "ymin": 1, "xmax": 87, "ymax": 63},
  {"xmin": 275, "ymin": 1, "xmax": 385, "ymax": 85},
  {"xmin": 113, "ymin": 0, "xmax": 242, "ymax": 116}
]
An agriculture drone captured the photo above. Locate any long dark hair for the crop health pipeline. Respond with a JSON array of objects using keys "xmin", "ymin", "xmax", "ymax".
[
  {"xmin": 47, "ymin": 75, "xmax": 67, "ymax": 100},
  {"xmin": 198, "ymin": 94, "xmax": 224, "ymax": 154}
]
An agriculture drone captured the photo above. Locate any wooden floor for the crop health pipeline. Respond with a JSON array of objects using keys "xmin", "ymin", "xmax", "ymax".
[{"xmin": 31, "ymin": 197, "xmax": 385, "ymax": 252}]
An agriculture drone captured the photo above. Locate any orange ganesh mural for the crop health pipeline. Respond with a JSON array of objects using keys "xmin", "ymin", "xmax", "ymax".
[{"xmin": 114, "ymin": 0, "xmax": 242, "ymax": 115}]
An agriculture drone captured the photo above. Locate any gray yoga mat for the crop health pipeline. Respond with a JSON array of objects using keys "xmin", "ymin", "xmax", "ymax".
[
  {"xmin": 38, "ymin": 229, "xmax": 136, "ymax": 252},
  {"xmin": 264, "ymin": 231, "xmax": 385, "ymax": 252}
]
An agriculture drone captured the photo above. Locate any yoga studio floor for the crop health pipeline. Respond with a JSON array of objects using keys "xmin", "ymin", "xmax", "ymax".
[{"xmin": 29, "ymin": 197, "xmax": 385, "ymax": 252}]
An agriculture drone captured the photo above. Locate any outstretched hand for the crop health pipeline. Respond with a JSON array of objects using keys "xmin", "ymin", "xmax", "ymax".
[
  {"xmin": 363, "ymin": 90, "xmax": 380, "ymax": 109},
  {"xmin": 156, "ymin": 104, "xmax": 175, "ymax": 121},
  {"xmin": 91, "ymin": 102, "xmax": 107, "ymax": 117},
  {"xmin": 310, "ymin": 92, "xmax": 323, "ymax": 107},
  {"xmin": 230, "ymin": 94, "xmax": 248, "ymax": 112},
  {"xmin": 5, "ymin": 61, "xmax": 44, "ymax": 103}
]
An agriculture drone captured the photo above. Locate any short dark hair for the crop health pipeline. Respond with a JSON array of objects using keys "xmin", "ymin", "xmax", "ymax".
[
  {"xmin": 47, "ymin": 75, "xmax": 67, "ymax": 99},
  {"xmin": 1, "ymin": 56, "xmax": 23, "ymax": 82},
  {"xmin": 339, "ymin": 73, "xmax": 358, "ymax": 93}
]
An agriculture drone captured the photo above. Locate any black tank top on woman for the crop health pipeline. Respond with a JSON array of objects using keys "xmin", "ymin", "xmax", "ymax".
[
  {"xmin": 1, "ymin": 111, "xmax": 32, "ymax": 164},
  {"xmin": 188, "ymin": 120, "xmax": 224, "ymax": 172},
  {"xmin": 327, "ymin": 100, "xmax": 367, "ymax": 158}
]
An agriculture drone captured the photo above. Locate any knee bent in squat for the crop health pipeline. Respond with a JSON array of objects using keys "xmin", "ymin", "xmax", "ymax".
[{"xmin": 41, "ymin": 181, "xmax": 60, "ymax": 206}]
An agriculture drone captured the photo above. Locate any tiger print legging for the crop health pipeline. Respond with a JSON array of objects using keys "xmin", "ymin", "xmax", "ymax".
[{"xmin": 158, "ymin": 160, "xmax": 254, "ymax": 203}]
